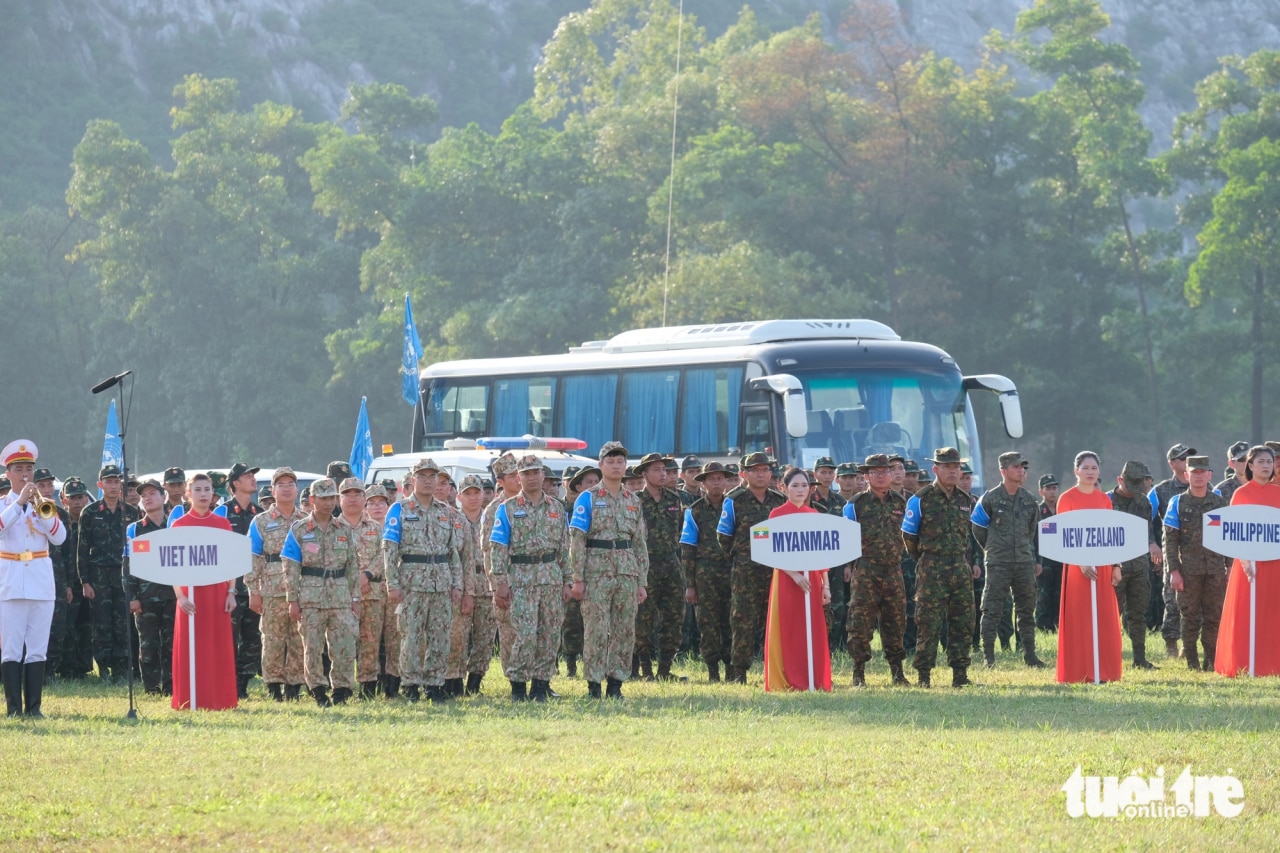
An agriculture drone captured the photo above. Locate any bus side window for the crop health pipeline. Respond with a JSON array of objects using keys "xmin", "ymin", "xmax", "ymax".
[{"xmin": 742, "ymin": 409, "xmax": 771, "ymax": 454}]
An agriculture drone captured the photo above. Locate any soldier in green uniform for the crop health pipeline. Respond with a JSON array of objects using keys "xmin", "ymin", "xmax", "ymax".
[
  {"xmin": 1108, "ymin": 461, "xmax": 1159, "ymax": 669},
  {"xmin": 678, "ymin": 456, "xmax": 703, "ymax": 507},
  {"xmin": 490, "ymin": 457, "xmax": 571, "ymax": 702},
  {"xmin": 634, "ymin": 452, "xmax": 685, "ymax": 681},
  {"xmin": 902, "ymin": 448, "xmax": 977, "ymax": 688},
  {"xmin": 1215, "ymin": 441, "xmax": 1249, "ymax": 505},
  {"xmin": 680, "ymin": 462, "xmax": 733, "ymax": 682},
  {"xmin": 1149, "ymin": 443, "xmax": 1191, "ymax": 656},
  {"xmin": 1162, "ymin": 456, "xmax": 1231, "ymax": 671},
  {"xmin": 247, "ymin": 468, "xmax": 307, "ymax": 701},
  {"xmin": 811, "ymin": 456, "xmax": 849, "ymax": 650},
  {"xmin": 845, "ymin": 454, "xmax": 909, "ymax": 686},
  {"xmin": 33, "ymin": 468, "xmax": 72, "ymax": 681},
  {"xmin": 716, "ymin": 451, "xmax": 786, "ymax": 684},
  {"xmin": 58, "ymin": 477, "xmax": 94, "ymax": 679},
  {"xmin": 78, "ymin": 464, "xmax": 141, "ymax": 681},
  {"xmin": 125, "ymin": 479, "xmax": 174, "ymax": 695},
  {"xmin": 1035, "ymin": 474, "xmax": 1062, "ymax": 631}
]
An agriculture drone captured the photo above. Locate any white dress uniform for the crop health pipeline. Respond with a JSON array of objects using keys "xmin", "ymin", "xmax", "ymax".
[{"xmin": 0, "ymin": 442, "xmax": 66, "ymax": 664}]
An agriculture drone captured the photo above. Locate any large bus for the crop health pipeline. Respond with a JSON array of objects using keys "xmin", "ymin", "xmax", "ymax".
[{"xmin": 411, "ymin": 319, "xmax": 1023, "ymax": 489}]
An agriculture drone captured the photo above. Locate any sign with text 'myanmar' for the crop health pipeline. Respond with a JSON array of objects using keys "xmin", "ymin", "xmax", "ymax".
[
  {"xmin": 1201, "ymin": 504, "xmax": 1280, "ymax": 562},
  {"xmin": 1037, "ymin": 509, "xmax": 1148, "ymax": 566},
  {"xmin": 128, "ymin": 527, "xmax": 250, "ymax": 587},
  {"xmin": 750, "ymin": 513, "xmax": 861, "ymax": 572}
]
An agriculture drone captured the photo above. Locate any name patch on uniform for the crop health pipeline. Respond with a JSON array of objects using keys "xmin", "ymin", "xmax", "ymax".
[
  {"xmin": 403, "ymin": 514, "xmax": 417, "ymax": 521},
  {"xmin": 304, "ymin": 544, "xmax": 320, "ymax": 554},
  {"xmin": 267, "ymin": 522, "xmax": 279, "ymax": 530}
]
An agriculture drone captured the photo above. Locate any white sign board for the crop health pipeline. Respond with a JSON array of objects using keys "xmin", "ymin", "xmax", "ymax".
[
  {"xmin": 129, "ymin": 527, "xmax": 250, "ymax": 587},
  {"xmin": 750, "ymin": 513, "xmax": 861, "ymax": 571},
  {"xmin": 1037, "ymin": 509, "xmax": 1148, "ymax": 566},
  {"xmin": 1201, "ymin": 504, "xmax": 1280, "ymax": 562}
]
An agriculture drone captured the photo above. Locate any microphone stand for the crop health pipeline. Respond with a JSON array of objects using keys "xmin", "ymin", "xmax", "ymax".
[{"xmin": 119, "ymin": 375, "xmax": 138, "ymax": 720}]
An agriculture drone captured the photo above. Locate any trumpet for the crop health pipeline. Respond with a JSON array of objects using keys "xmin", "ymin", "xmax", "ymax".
[{"xmin": 31, "ymin": 494, "xmax": 58, "ymax": 520}]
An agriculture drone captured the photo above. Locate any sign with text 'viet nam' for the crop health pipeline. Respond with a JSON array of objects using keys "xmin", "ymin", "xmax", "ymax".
[
  {"xmin": 1037, "ymin": 509, "xmax": 1148, "ymax": 566},
  {"xmin": 129, "ymin": 527, "xmax": 250, "ymax": 587},
  {"xmin": 750, "ymin": 513, "xmax": 861, "ymax": 572},
  {"xmin": 1201, "ymin": 504, "xmax": 1280, "ymax": 562}
]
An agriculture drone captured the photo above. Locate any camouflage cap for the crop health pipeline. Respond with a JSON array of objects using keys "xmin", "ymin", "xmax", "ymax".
[
  {"xmin": 562, "ymin": 466, "xmax": 581, "ymax": 481},
  {"xmin": 624, "ymin": 465, "xmax": 641, "ymax": 479},
  {"xmin": 435, "ymin": 469, "xmax": 453, "ymax": 484},
  {"xmin": 99, "ymin": 464, "xmax": 123, "ymax": 480},
  {"xmin": 568, "ymin": 466, "xmax": 600, "ymax": 491},
  {"xmin": 1166, "ymin": 443, "xmax": 1196, "ymax": 461},
  {"xmin": 1186, "ymin": 455, "xmax": 1213, "ymax": 472},
  {"xmin": 1038, "ymin": 474, "xmax": 1059, "ymax": 488},
  {"xmin": 379, "ymin": 478, "xmax": 399, "ymax": 494},
  {"xmin": 725, "ymin": 463, "xmax": 740, "ymax": 475},
  {"xmin": 902, "ymin": 459, "xmax": 921, "ymax": 474},
  {"xmin": 887, "ymin": 454, "xmax": 906, "ymax": 466},
  {"xmin": 458, "ymin": 474, "xmax": 484, "ymax": 493},
  {"xmin": 694, "ymin": 461, "xmax": 731, "ymax": 482},
  {"xmin": 516, "ymin": 454, "xmax": 543, "ymax": 473},
  {"xmin": 813, "ymin": 456, "xmax": 836, "ymax": 471},
  {"xmin": 135, "ymin": 478, "xmax": 164, "ymax": 496},
  {"xmin": 1119, "ymin": 461, "xmax": 1149, "ymax": 483},
  {"xmin": 928, "ymin": 448, "xmax": 965, "ymax": 465},
  {"xmin": 326, "ymin": 461, "xmax": 354, "ymax": 481},
  {"xmin": 271, "ymin": 467, "xmax": 297, "ymax": 485},
  {"xmin": 917, "ymin": 468, "xmax": 934, "ymax": 482},
  {"xmin": 742, "ymin": 451, "xmax": 771, "ymax": 469},
  {"xmin": 33, "ymin": 467, "xmax": 55, "ymax": 482},
  {"xmin": 0, "ymin": 476, "xmax": 9, "ymax": 491},
  {"xmin": 480, "ymin": 478, "xmax": 494, "ymax": 490},
  {"xmin": 998, "ymin": 451, "xmax": 1030, "ymax": 468},
  {"xmin": 410, "ymin": 458, "xmax": 441, "ymax": 475},
  {"xmin": 599, "ymin": 441, "xmax": 628, "ymax": 461},
  {"xmin": 859, "ymin": 453, "xmax": 893, "ymax": 472},
  {"xmin": 543, "ymin": 466, "xmax": 560, "ymax": 481},
  {"xmin": 364, "ymin": 484, "xmax": 390, "ymax": 502},
  {"xmin": 959, "ymin": 461, "xmax": 974, "ymax": 474},
  {"xmin": 310, "ymin": 478, "xmax": 339, "ymax": 498},
  {"xmin": 207, "ymin": 470, "xmax": 228, "ymax": 492},
  {"xmin": 1229, "ymin": 440, "xmax": 1250, "ymax": 462},
  {"xmin": 62, "ymin": 477, "xmax": 90, "ymax": 497},
  {"xmin": 163, "ymin": 466, "xmax": 186, "ymax": 485},
  {"xmin": 300, "ymin": 486, "xmax": 312, "ymax": 501},
  {"xmin": 636, "ymin": 452, "xmax": 666, "ymax": 473},
  {"xmin": 227, "ymin": 462, "xmax": 260, "ymax": 483},
  {"xmin": 661, "ymin": 456, "xmax": 678, "ymax": 471},
  {"xmin": 491, "ymin": 453, "xmax": 519, "ymax": 476},
  {"xmin": 258, "ymin": 486, "xmax": 275, "ymax": 503},
  {"xmin": 835, "ymin": 462, "xmax": 858, "ymax": 477},
  {"xmin": 680, "ymin": 455, "xmax": 703, "ymax": 471},
  {"xmin": 339, "ymin": 477, "xmax": 365, "ymax": 494}
]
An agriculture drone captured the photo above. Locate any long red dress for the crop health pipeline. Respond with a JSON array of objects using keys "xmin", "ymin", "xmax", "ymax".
[
  {"xmin": 764, "ymin": 502, "xmax": 832, "ymax": 692},
  {"xmin": 1055, "ymin": 486, "xmax": 1123, "ymax": 684},
  {"xmin": 170, "ymin": 511, "xmax": 238, "ymax": 711},
  {"xmin": 1216, "ymin": 480, "xmax": 1280, "ymax": 677}
]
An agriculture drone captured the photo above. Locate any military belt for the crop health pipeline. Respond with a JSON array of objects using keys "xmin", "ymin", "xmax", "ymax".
[
  {"xmin": 510, "ymin": 552, "xmax": 558, "ymax": 565},
  {"xmin": 1, "ymin": 550, "xmax": 48, "ymax": 562},
  {"xmin": 400, "ymin": 553, "xmax": 450, "ymax": 564},
  {"xmin": 365, "ymin": 573, "xmax": 384, "ymax": 583},
  {"xmin": 264, "ymin": 553, "xmax": 281, "ymax": 563},
  {"xmin": 301, "ymin": 567, "xmax": 346, "ymax": 579},
  {"xmin": 586, "ymin": 539, "xmax": 630, "ymax": 550}
]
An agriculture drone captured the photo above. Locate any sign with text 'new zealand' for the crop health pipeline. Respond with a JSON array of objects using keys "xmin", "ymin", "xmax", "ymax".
[
  {"xmin": 1037, "ymin": 509, "xmax": 1148, "ymax": 566},
  {"xmin": 750, "ymin": 514, "xmax": 861, "ymax": 572},
  {"xmin": 1201, "ymin": 504, "xmax": 1280, "ymax": 562},
  {"xmin": 128, "ymin": 527, "xmax": 250, "ymax": 587}
]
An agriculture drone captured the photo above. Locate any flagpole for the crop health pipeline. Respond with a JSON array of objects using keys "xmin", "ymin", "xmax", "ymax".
[
  {"xmin": 188, "ymin": 587, "xmax": 197, "ymax": 711},
  {"xmin": 804, "ymin": 575, "xmax": 814, "ymax": 692},
  {"xmin": 1090, "ymin": 574, "xmax": 1100, "ymax": 685}
]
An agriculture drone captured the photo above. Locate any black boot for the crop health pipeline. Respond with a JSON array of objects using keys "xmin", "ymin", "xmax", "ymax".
[
  {"xmin": 311, "ymin": 686, "xmax": 331, "ymax": 707},
  {"xmin": 236, "ymin": 674, "xmax": 250, "ymax": 700},
  {"xmin": 917, "ymin": 668, "xmax": 931, "ymax": 688},
  {"xmin": 605, "ymin": 677, "xmax": 624, "ymax": 700},
  {"xmin": 426, "ymin": 684, "xmax": 453, "ymax": 703},
  {"xmin": 1202, "ymin": 644, "xmax": 1215, "ymax": 672},
  {"xmin": 284, "ymin": 684, "xmax": 302, "ymax": 702},
  {"xmin": 639, "ymin": 656, "xmax": 654, "ymax": 681},
  {"xmin": 403, "ymin": 684, "xmax": 421, "ymax": 703},
  {"xmin": 952, "ymin": 666, "xmax": 972, "ymax": 688},
  {"xmin": 332, "ymin": 687, "xmax": 353, "ymax": 705},
  {"xmin": 3, "ymin": 662, "xmax": 23, "ymax": 718},
  {"xmin": 24, "ymin": 662, "xmax": 45, "ymax": 718},
  {"xmin": 529, "ymin": 679, "xmax": 548, "ymax": 703},
  {"xmin": 1185, "ymin": 647, "xmax": 1200, "ymax": 672},
  {"xmin": 465, "ymin": 672, "xmax": 483, "ymax": 696},
  {"xmin": 359, "ymin": 681, "xmax": 378, "ymax": 700},
  {"xmin": 1023, "ymin": 653, "xmax": 1046, "ymax": 669},
  {"xmin": 587, "ymin": 681, "xmax": 602, "ymax": 699},
  {"xmin": 267, "ymin": 682, "xmax": 285, "ymax": 702},
  {"xmin": 566, "ymin": 655, "xmax": 578, "ymax": 678},
  {"xmin": 890, "ymin": 662, "xmax": 909, "ymax": 686},
  {"xmin": 851, "ymin": 663, "xmax": 866, "ymax": 688},
  {"xmin": 445, "ymin": 677, "xmax": 464, "ymax": 697},
  {"xmin": 707, "ymin": 660, "xmax": 720, "ymax": 683},
  {"xmin": 630, "ymin": 655, "xmax": 640, "ymax": 678},
  {"xmin": 545, "ymin": 681, "xmax": 562, "ymax": 699},
  {"xmin": 510, "ymin": 680, "xmax": 528, "ymax": 702},
  {"xmin": 983, "ymin": 641, "xmax": 996, "ymax": 669},
  {"xmin": 384, "ymin": 675, "xmax": 401, "ymax": 699}
]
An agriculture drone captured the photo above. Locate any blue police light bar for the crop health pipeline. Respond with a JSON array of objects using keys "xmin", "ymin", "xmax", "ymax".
[{"xmin": 476, "ymin": 436, "xmax": 589, "ymax": 451}]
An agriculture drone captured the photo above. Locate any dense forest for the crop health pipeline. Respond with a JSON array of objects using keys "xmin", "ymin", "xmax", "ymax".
[{"xmin": 2, "ymin": 0, "xmax": 1278, "ymax": 479}]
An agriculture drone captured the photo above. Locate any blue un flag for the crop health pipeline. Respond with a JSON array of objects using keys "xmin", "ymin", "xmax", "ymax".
[
  {"xmin": 402, "ymin": 293, "xmax": 423, "ymax": 407},
  {"xmin": 349, "ymin": 396, "xmax": 374, "ymax": 481}
]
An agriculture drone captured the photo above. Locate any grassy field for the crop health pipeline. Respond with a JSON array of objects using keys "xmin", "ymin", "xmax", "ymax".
[{"xmin": 2, "ymin": 637, "xmax": 1278, "ymax": 851}]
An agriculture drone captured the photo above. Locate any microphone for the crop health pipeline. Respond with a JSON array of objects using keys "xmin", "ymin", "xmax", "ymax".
[{"xmin": 91, "ymin": 370, "xmax": 133, "ymax": 395}]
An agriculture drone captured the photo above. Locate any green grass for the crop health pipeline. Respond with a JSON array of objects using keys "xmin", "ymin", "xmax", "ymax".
[{"xmin": 3, "ymin": 635, "xmax": 1279, "ymax": 850}]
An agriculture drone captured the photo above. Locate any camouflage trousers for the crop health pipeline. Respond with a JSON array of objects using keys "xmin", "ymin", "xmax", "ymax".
[
  {"xmin": 260, "ymin": 595, "xmax": 304, "ymax": 685},
  {"xmin": 913, "ymin": 556, "xmax": 974, "ymax": 672},
  {"xmin": 133, "ymin": 596, "xmax": 175, "ymax": 693},
  {"xmin": 1115, "ymin": 559, "xmax": 1151, "ymax": 658},
  {"xmin": 1177, "ymin": 571, "xmax": 1227, "ymax": 660},
  {"xmin": 90, "ymin": 571, "xmax": 130, "ymax": 675},
  {"xmin": 397, "ymin": 591, "xmax": 453, "ymax": 688},
  {"xmin": 1036, "ymin": 563, "xmax": 1062, "ymax": 631},
  {"xmin": 1161, "ymin": 568, "xmax": 1181, "ymax": 641},
  {"xmin": 299, "ymin": 606, "xmax": 357, "ymax": 691},
  {"xmin": 494, "ymin": 599, "xmax": 515, "ymax": 672},
  {"xmin": 693, "ymin": 558, "xmax": 732, "ymax": 665},
  {"xmin": 58, "ymin": 591, "xmax": 94, "ymax": 677},
  {"xmin": 46, "ymin": 593, "xmax": 68, "ymax": 677},
  {"xmin": 981, "ymin": 562, "xmax": 1037, "ymax": 655},
  {"xmin": 358, "ymin": 595, "xmax": 402, "ymax": 683},
  {"xmin": 582, "ymin": 570, "xmax": 639, "ymax": 684},
  {"xmin": 846, "ymin": 562, "xmax": 906, "ymax": 666},
  {"xmin": 634, "ymin": 560, "xmax": 683, "ymax": 663},
  {"xmin": 561, "ymin": 598, "xmax": 584, "ymax": 658},
  {"xmin": 729, "ymin": 559, "xmax": 772, "ymax": 674},
  {"xmin": 902, "ymin": 556, "xmax": 917, "ymax": 654},
  {"xmin": 506, "ymin": 583, "xmax": 565, "ymax": 682},
  {"xmin": 446, "ymin": 595, "xmax": 494, "ymax": 679},
  {"xmin": 231, "ymin": 592, "xmax": 262, "ymax": 679},
  {"xmin": 827, "ymin": 566, "xmax": 849, "ymax": 652}
]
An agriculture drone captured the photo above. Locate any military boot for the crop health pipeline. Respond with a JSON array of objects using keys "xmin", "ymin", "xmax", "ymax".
[
  {"xmin": 890, "ymin": 662, "xmax": 909, "ymax": 686},
  {"xmin": 587, "ymin": 681, "xmax": 603, "ymax": 699},
  {"xmin": 639, "ymin": 655, "xmax": 655, "ymax": 681},
  {"xmin": 983, "ymin": 640, "xmax": 996, "ymax": 669},
  {"xmin": 630, "ymin": 655, "xmax": 640, "ymax": 678},
  {"xmin": 1185, "ymin": 647, "xmax": 1200, "ymax": 672},
  {"xmin": 605, "ymin": 677, "xmax": 624, "ymax": 700},
  {"xmin": 917, "ymin": 668, "xmax": 931, "ymax": 688},
  {"xmin": 445, "ymin": 677, "xmax": 464, "ymax": 697},
  {"xmin": 359, "ymin": 681, "xmax": 378, "ymax": 700},
  {"xmin": 465, "ymin": 673, "xmax": 483, "ymax": 696},
  {"xmin": 851, "ymin": 663, "xmax": 866, "ymax": 688},
  {"xmin": 1166, "ymin": 638, "xmax": 1180, "ymax": 658},
  {"xmin": 529, "ymin": 679, "xmax": 548, "ymax": 703},
  {"xmin": 566, "ymin": 655, "xmax": 578, "ymax": 678},
  {"xmin": 952, "ymin": 666, "xmax": 972, "ymax": 688},
  {"xmin": 383, "ymin": 675, "xmax": 401, "ymax": 699},
  {"xmin": 311, "ymin": 686, "xmax": 332, "ymax": 708},
  {"xmin": 1202, "ymin": 645, "xmax": 1215, "ymax": 672},
  {"xmin": 426, "ymin": 684, "xmax": 453, "ymax": 703},
  {"xmin": 267, "ymin": 682, "xmax": 285, "ymax": 702},
  {"xmin": 1024, "ymin": 653, "xmax": 1047, "ymax": 669},
  {"xmin": 2, "ymin": 661, "xmax": 21, "ymax": 718},
  {"xmin": 706, "ymin": 660, "xmax": 721, "ymax": 683},
  {"xmin": 510, "ymin": 680, "xmax": 528, "ymax": 702},
  {"xmin": 403, "ymin": 684, "xmax": 421, "ymax": 703},
  {"xmin": 284, "ymin": 684, "xmax": 303, "ymax": 702},
  {"xmin": 1132, "ymin": 654, "xmax": 1158, "ymax": 670},
  {"xmin": 236, "ymin": 674, "xmax": 250, "ymax": 700},
  {"xmin": 23, "ymin": 662, "xmax": 45, "ymax": 718},
  {"xmin": 331, "ymin": 687, "xmax": 352, "ymax": 705}
]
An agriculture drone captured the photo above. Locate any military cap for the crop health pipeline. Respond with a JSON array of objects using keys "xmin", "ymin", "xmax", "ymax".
[
  {"xmin": 543, "ymin": 466, "xmax": 560, "ymax": 481},
  {"xmin": 207, "ymin": 470, "xmax": 229, "ymax": 497},
  {"xmin": 126, "ymin": 473, "xmax": 140, "ymax": 490},
  {"xmin": 62, "ymin": 477, "xmax": 90, "ymax": 497},
  {"xmin": 271, "ymin": 467, "xmax": 297, "ymax": 484},
  {"xmin": 458, "ymin": 474, "xmax": 484, "ymax": 493},
  {"xmin": 835, "ymin": 462, "xmax": 857, "ymax": 477},
  {"xmin": 1266, "ymin": 441, "xmax": 1280, "ymax": 456},
  {"xmin": 959, "ymin": 461, "xmax": 974, "ymax": 474},
  {"xmin": 562, "ymin": 466, "xmax": 581, "ymax": 480},
  {"xmin": 163, "ymin": 466, "xmax": 186, "ymax": 484},
  {"xmin": 2, "ymin": 440, "xmax": 37, "ymax": 467},
  {"xmin": 742, "ymin": 451, "xmax": 772, "ymax": 469},
  {"xmin": 310, "ymin": 478, "xmax": 339, "ymax": 498},
  {"xmin": 517, "ymin": 454, "xmax": 543, "ymax": 473},
  {"xmin": 694, "ymin": 461, "xmax": 731, "ymax": 482},
  {"xmin": 410, "ymin": 458, "xmax": 441, "ymax": 475},
  {"xmin": 339, "ymin": 477, "xmax": 365, "ymax": 493},
  {"xmin": 1185, "ymin": 455, "xmax": 1213, "ymax": 472},
  {"xmin": 491, "ymin": 453, "xmax": 519, "ymax": 477},
  {"xmin": 380, "ymin": 478, "xmax": 399, "ymax": 494},
  {"xmin": 813, "ymin": 456, "xmax": 836, "ymax": 471},
  {"xmin": 364, "ymin": 484, "xmax": 390, "ymax": 502},
  {"xmin": 636, "ymin": 452, "xmax": 666, "ymax": 473},
  {"xmin": 725, "ymin": 463, "xmax": 740, "ymax": 475},
  {"xmin": 917, "ymin": 468, "xmax": 933, "ymax": 483},
  {"xmin": 1229, "ymin": 441, "xmax": 1250, "ymax": 462},
  {"xmin": 0, "ymin": 476, "xmax": 9, "ymax": 492},
  {"xmin": 902, "ymin": 459, "xmax": 921, "ymax": 474},
  {"xmin": 1038, "ymin": 474, "xmax": 1059, "ymax": 488},
  {"xmin": 99, "ymin": 464, "xmax": 123, "ymax": 480},
  {"xmin": 998, "ymin": 451, "xmax": 1030, "ymax": 468},
  {"xmin": 299, "ymin": 486, "xmax": 312, "ymax": 501},
  {"xmin": 326, "ymin": 461, "xmax": 354, "ymax": 481},
  {"xmin": 928, "ymin": 448, "xmax": 965, "ymax": 465},
  {"xmin": 859, "ymin": 453, "xmax": 893, "ymax": 472},
  {"xmin": 663, "ymin": 456, "xmax": 679, "ymax": 472},
  {"xmin": 1166, "ymin": 443, "xmax": 1196, "ymax": 461},
  {"xmin": 135, "ymin": 478, "xmax": 164, "ymax": 496},
  {"xmin": 227, "ymin": 462, "xmax": 260, "ymax": 483},
  {"xmin": 436, "ymin": 469, "xmax": 454, "ymax": 484},
  {"xmin": 561, "ymin": 466, "xmax": 593, "ymax": 492},
  {"xmin": 258, "ymin": 486, "xmax": 275, "ymax": 503},
  {"xmin": 1119, "ymin": 461, "xmax": 1149, "ymax": 483},
  {"xmin": 887, "ymin": 454, "xmax": 906, "ymax": 465},
  {"xmin": 481, "ymin": 478, "xmax": 494, "ymax": 490},
  {"xmin": 33, "ymin": 467, "xmax": 55, "ymax": 482},
  {"xmin": 680, "ymin": 455, "xmax": 703, "ymax": 472},
  {"xmin": 624, "ymin": 465, "xmax": 641, "ymax": 479},
  {"xmin": 599, "ymin": 441, "xmax": 628, "ymax": 461}
]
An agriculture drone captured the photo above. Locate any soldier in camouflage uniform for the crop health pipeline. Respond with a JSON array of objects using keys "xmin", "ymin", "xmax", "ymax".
[
  {"xmin": 484, "ymin": 453, "xmax": 522, "ymax": 676},
  {"xmin": 1035, "ymin": 474, "xmax": 1062, "ymax": 631},
  {"xmin": 1162, "ymin": 456, "xmax": 1231, "ymax": 671},
  {"xmin": 490, "ymin": 457, "xmax": 571, "ymax": 702},
  {"xmin": 281, "ymin": 478, "xmax": 360, "ymax": 707},
  {"xmin": 33, "ymin": 468, "xmax": 72, "ymax": 681},
  {"xmin": 78, "ymin": 464, "xmax": 141, "ymax": 681},
  {"xmin": 125, "ymin": 480, "xmax": 175, "ymax": 695},
  {"xmin": 1215, "ymin": 441, "xmax": 1249, "ymax": 505},
  {"xmin": 353, "ymin": 484, "xmax": 400, "ymax": 697},
  {"xmin": 338, "ymin": 479, "xmax": 397, "ymax": 700},
  {"xmin": 902, "ymin": 448, "xmax": 977, "ymax": 688},
  {"xmin": 214, "ymin": 461, "xmax": 264, "ymax": 698},
  {"xmin": 811, "ymin": 456, "xmax": 850, "ymax": 650},
  {"xmin": 1108, "ymin": 461, "xmax": 1159, "ymax": 669},
  {"xmin": 844, "ymin": 455, "xmax": 909, "ymax": 686},
  {"xmin": 970, "ymin": 452, "xmax": 1044, "ymax": 669},
  {"xmin": 445, "ymin": 476, "xmax": 494, "ymax": 697},
  {"xmin": 1148, "ymin": 443, "xmax": 1191, "ymax": 656},
  {"xmin": 716, "ymin": 451, "xmax": 786, "ymax": 684},
  {"xmin": 247, "ymin": 468, "xmax": 307, "ymax": 701},
  {"xmin": 634, "ymin": 452, "xmax": 685, "ymax": 681},
  {"xmin": 568, "ymin": 441, "xmax": 649, "ymax": 699},
  {"xmin": 561, "ymin": 466, "xmax": 600, "ymax": 676},
  {"xmin": 382, "ymin": 458, "xmax": 464, "ymax": 703},
  {"xmin": 680, "ymin": 462, "xmax": 733, "ymax": 682},
  {"xmin": 58, "ymin": 477, "xmax": 95, "ymax": 679}
]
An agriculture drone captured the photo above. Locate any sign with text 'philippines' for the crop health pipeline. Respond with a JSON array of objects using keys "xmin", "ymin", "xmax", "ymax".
[
  {"xmin": 750, "ymin": 514, "xmax": 861, "ymax": 572},
  {"xmin": 128, "ymin": 527, "xmax": 250, "ymax": 587},
  {"xmin": 1201, "ymin": 504, "xmax": 1280, "ymax": 562},
  {"xmin": 1037, "ymin": 509, "xmax": 1148, "ymax": 566}
]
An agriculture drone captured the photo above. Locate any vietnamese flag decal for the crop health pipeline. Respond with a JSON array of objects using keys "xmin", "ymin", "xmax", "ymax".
[{"xmin": 132, "ymin": 540, "xmax": 151, "ymax": 553}]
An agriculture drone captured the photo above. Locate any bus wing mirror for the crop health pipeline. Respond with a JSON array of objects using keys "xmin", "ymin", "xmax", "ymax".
[
  {"xmin": 749, "ymin": 374, "xmax": 808, "ymax": 439},
  {"xmin": 963, "ymin": 374, "xmax": 1023, "ymax": 439}
]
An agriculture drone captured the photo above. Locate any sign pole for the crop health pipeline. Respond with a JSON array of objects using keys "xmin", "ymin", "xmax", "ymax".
[
  {"xmin": 1249, "ymin": 567, "xmax": 1256, "ymax": 678},
  {"xmin": 188, "ymin": 587, "xmax": 197, "ymax": 711},
  {"xmin": 803, "ymin": 576, "xmax": 814, "ymax": 692},
  {"xmin": 1090, "ymin": 575, "xmax": 1100, "ymax": 685}
]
